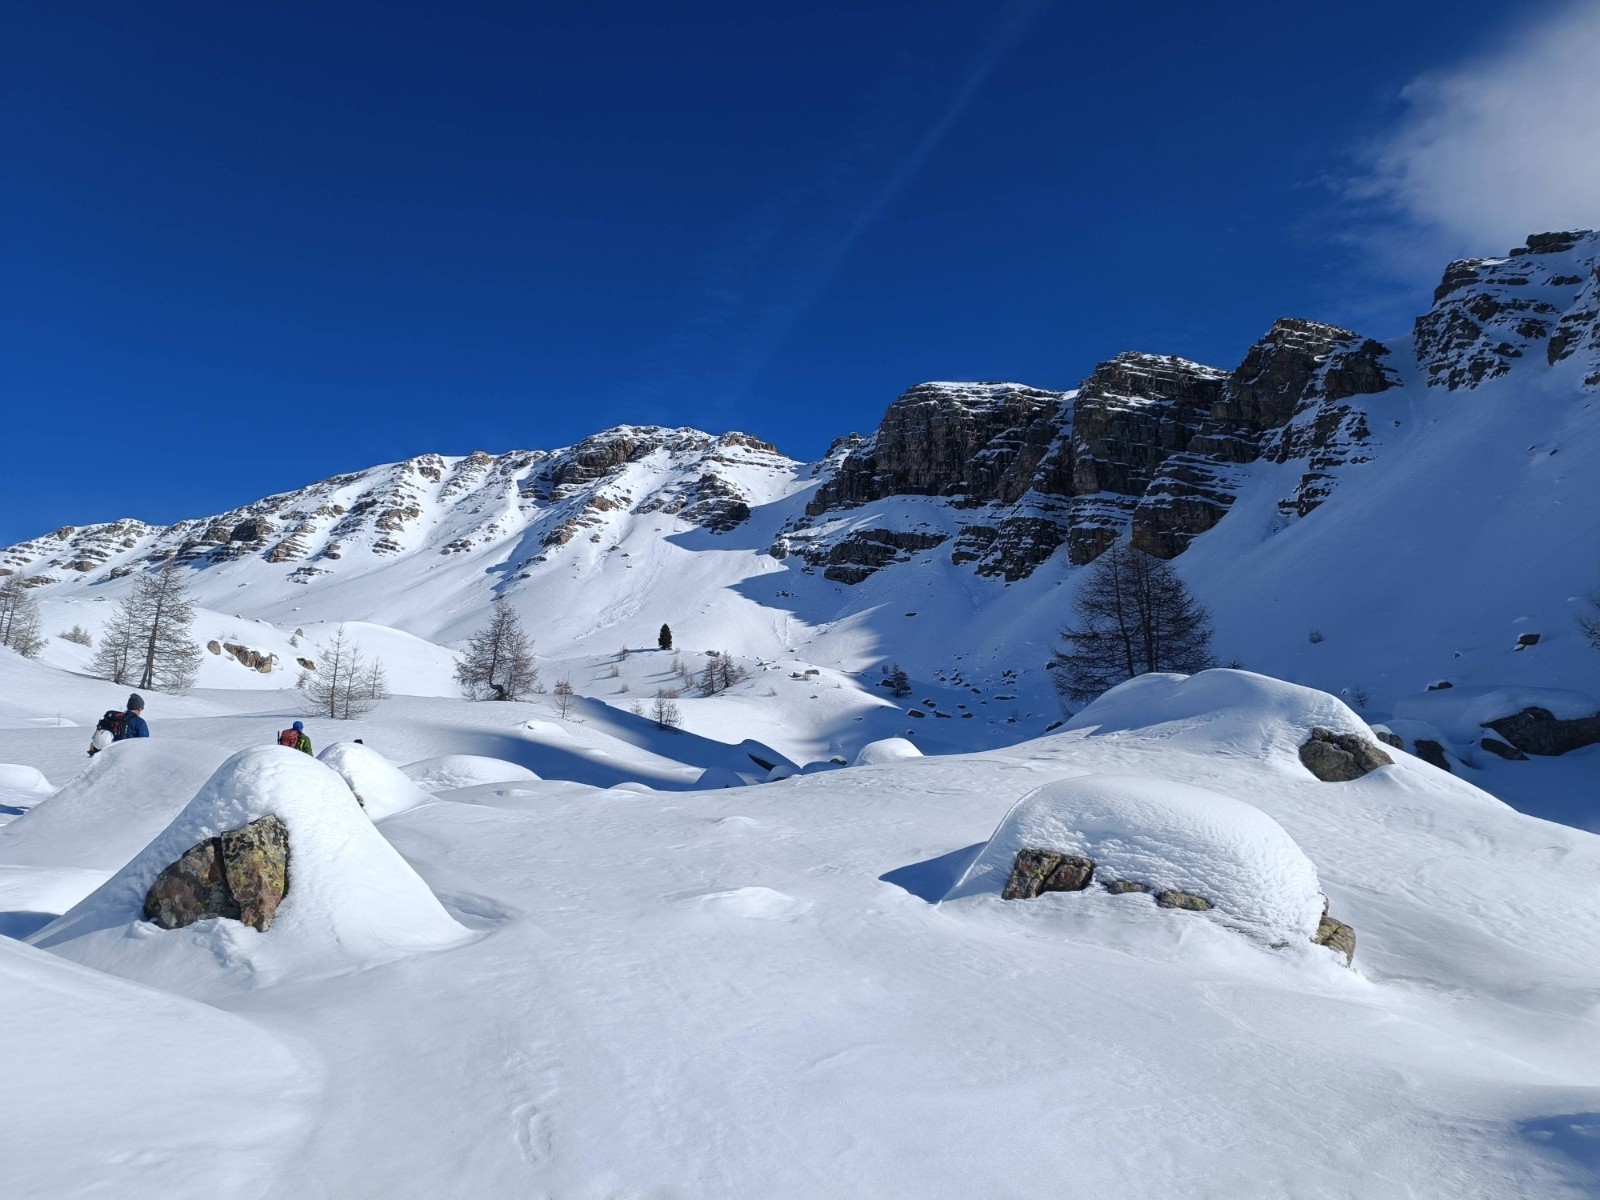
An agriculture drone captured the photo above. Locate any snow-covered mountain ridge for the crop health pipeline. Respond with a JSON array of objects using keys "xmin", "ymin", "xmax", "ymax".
[{"xmin": 3, "ymin": 231, "xmax": 1598, "ymax": 728}]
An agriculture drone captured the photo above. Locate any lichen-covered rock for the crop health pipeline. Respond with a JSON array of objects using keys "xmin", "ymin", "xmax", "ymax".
[
  {"xmin": 143, "ymin": 839, "xmax": 238, "ymax": 928},
  {"xmin": 1155, "ymin": 890, "xmax": 1212, "ymax": 911},
  {"xmin": 142, "ymin": 814, "xmax": 290, "ymax": 932},
  {"xmin": 1001, "ymin": 849, "xmax": 1095, "ymax": 900},
  {"xmin": 1314, "ymin": 914, "xmax": 1356, "ymax": 966},
  {"xmin": 1374, "ymin": 730, "xmax": 1403, "ymax": 750},
  {"xmin": 1298, "ymin": 728, "xmax": 1394, "ymax": 782},
  {"xmin": 1484, "ymin": 706, "xmax": 1600, "ymax": 757},
  {"xmin": 1103, "ymin": 879, "xmax": 1152, "ymax": 895}
]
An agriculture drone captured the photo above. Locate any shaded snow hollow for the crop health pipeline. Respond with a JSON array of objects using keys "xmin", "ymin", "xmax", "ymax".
[{"xmin": 32, "ymin": 746, "xmax": 469, "ymax": 996}]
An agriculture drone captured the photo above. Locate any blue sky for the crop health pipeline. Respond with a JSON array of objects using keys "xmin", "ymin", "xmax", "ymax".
[{"xmin": 4, "ymin": 0, "xmax": 1594, "ymax": 541}]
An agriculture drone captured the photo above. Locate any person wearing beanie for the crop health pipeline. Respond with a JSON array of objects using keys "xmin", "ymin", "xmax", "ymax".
[
  {"xmin": 122, "ymin": 694, "xmax": 150, "ymax": 740},
  {"xmin": 277, "ymin": 719, "xmax": 313, "ymax": 755}
]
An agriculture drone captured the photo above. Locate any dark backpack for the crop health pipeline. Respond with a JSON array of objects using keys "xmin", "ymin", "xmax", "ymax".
[
  {"xmin": 97, "ymin": 710, "xmax": 129, "ymax": 740},
  {"xmin": 278, "ymin": 728, "xmax": 301, "ymax": 748}
]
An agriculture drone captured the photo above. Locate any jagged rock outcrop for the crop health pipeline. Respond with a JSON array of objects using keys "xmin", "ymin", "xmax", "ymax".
[
  {"xmin": 1067, "ymin": 353, "xmax": 1228, "ymax": 563},
  {"xmin": 1415, "ymin": 230, "xmax": 1600, "ymax": 390},
  {"xmin": 1131, "ymin": 320, "xmax": 1396, "ymax": 556},
  {"xmin": 142, "ymin": 814, "xmax": 291, "ymax": 932}
]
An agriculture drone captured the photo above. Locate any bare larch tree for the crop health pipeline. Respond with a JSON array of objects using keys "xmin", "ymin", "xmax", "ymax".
[{"xmin": 1052, "ymin": 542, "xmax": 1215, "ymax": 705}]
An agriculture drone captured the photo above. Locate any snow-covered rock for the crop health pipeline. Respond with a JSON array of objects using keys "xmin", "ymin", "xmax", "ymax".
[
  {"xmin": 852, "ymin": 737, "xmax": 923, "ymax": 766},
  {"xmin": 694, "ymin": 766, "xmax": 750, "ymax": 789},
  {"xmin": 943, "ymin": 774, "xmax": 1326, "ymax": 945},
  {"xmin": 32, "ymin": 746, "xmax": 469, "ymax": 996},
  {"xmin": 319, "ymin": 740, "xmax": 435, "ymax": 818}
]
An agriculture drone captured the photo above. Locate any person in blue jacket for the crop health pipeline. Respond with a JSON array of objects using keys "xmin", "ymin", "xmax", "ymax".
[{"xmin": 120, "ymin": 694, "xmax": 150, "ymax": 739}]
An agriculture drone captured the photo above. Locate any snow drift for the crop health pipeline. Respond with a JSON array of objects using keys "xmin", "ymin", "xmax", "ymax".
[{"xmin": 32, "ymin": 746, "xmax": 470, "ymax": 996}]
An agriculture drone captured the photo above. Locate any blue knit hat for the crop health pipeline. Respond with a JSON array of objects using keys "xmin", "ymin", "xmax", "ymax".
[{"xmin": 292, "ymin": 720, "xmax": 304, "ymax": 731}]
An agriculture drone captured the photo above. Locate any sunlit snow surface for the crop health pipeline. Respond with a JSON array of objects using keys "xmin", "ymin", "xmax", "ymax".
[{"xmin": 0, "ymin": 667, "xmax": 1596, "ymax": 1196}]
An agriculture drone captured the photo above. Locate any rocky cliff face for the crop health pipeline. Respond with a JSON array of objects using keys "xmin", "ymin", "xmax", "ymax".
[
  {"xmin": 793, "ymin": 317, "xmax": 1400, "ymax": 579},
  {"xmin": 0, "ymin": 427, "xmax": 792, "ymax": 586},
  {"xmin": 779, "ymin": 383, "xmax": 1075, "ymax": 582},
  {"xmin": 1414, "ymin": 230, "xmax": 1600, "ymax": 390},
  {"xmin": 5, "ymin": 232, "xmax": 1595, "ymax": 596}
]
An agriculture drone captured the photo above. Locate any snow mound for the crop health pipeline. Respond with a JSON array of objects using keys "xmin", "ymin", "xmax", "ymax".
[
  {"xmin": 0, "ymin": 739, "xmax": 234, "ymax": 871},
  {"xmin": 32, "ymin": 746, "xmax": 470, "ymax": 996},
  {"xmin": 0, "ymin": 763, "xmax": 53, "ymax": 815},
  {"xmin": 1066, "ymin": 669, "xmax": 1384, "ymax": 767},
  {"xmin": 318, "ymin": 741, "xmax": 435, "ymax": 819},
  {"xmin": 688, "ymin": 886, "xmax": 812, "ymax": 921},
  {"xmin": 0, "ymin": 763, "xmax": 52, "ymax": 797},
  {"xmin": 944, "ymin": 774, "xmax": 1326, "ymax": 943},
  {"xmin": 695, "ymin": 766, "xmax": 750, "ymax": 789},
  {"xmin": 402, "ymin": 754, "xmax": 540, "ymax": 794},
  {"xmin": 853, "ymin": 737, "xmax": 923, "ymax": 766}
]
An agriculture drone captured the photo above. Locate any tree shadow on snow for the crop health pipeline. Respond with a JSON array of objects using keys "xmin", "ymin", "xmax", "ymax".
[{"xmin": 878, "ymin": 843, "xmax": 985, "ymax": 904}]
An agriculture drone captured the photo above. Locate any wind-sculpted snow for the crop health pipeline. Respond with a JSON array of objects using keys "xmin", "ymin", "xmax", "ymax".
[{"xmin": 32, "ymin": 746, "xmax": 469, "ymax": 996}]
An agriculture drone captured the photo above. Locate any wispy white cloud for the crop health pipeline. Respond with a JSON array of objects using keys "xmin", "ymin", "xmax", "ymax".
[{"xmin": 1351, "ymin": 1, "xmax": 1600, "ymax": 265}]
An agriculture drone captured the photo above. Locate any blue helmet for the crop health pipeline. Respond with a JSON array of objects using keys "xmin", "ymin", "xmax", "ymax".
[{"xmin": 292, "ymin": 720, "xmax": 304, "ymax": 731}]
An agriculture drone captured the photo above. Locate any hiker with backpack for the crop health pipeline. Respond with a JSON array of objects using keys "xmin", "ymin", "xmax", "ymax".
[
  {"xmin": 277, "ymin": 720, "xmax": 312, "ymax": 755},
  {"xmin": 88, "ymin": 694, "xmax": 149, "ymax": 756}
]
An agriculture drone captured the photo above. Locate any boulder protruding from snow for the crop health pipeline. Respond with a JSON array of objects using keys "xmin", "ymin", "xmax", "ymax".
[
  {"xmin": 945, "ymin": 775, "xmax": 1325, "ymax": 945},
  {"xmin": 143, "ymin": 815, "xmax": 289, "ymax": 932},
  {"xmin": 1001, "ymin": 850, "xmax": 1095, "ymax": 900},
  {"xmin": 1314, "ymin": 912, "xmax": 1356, "ymax": 966},
  {"xmin": 1483, "ymin": 707, "xmax": 1600, "ymax": 757},
  {"xmin": 1298, "ymin": 728, "xmax": 1393, "ymax": 782}
]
